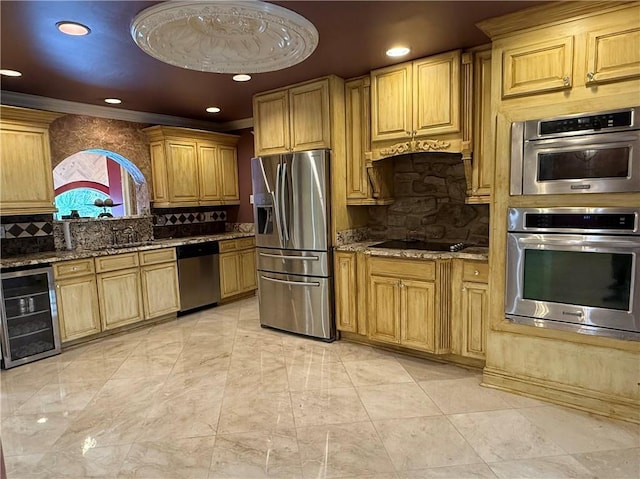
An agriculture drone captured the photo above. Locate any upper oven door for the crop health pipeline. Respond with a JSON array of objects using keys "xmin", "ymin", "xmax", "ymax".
[
  {"xmin": 522, "ymin": 130, "xmax": 640, "ymax": 195},
  {"xmin": 505, "ymin": 233, "xmax": 640, "ymax": 338}
]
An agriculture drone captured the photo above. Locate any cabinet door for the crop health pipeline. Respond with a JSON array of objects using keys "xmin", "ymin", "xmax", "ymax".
[
  {"xmin": 140, "ymin": 262, "xmax": 180, "ymax": 319},
  {"xmin": 219, "ymin": 145, "xmax": 240, "ymax": 204},
  {"xmin": 166, "ymin": 140, "xmax": 199, "ymax": 204},
  {"xmin": 413, "ymin": 51, "xmax": 461, "ymax": 136},
  {"xmin": 149, "ymin": 141, "xmax": 170, "ymax": 205},
  {"xmin": 220, "ymin": 252, "xmax": 240, "ymax": 299},
  {"xmin": 400, "ymin": 279, "xmax": 436, "ymax": 352},
  {"xmin": 335, "ymin": 252, "xmax": 357, "ymax": 332},
  {"xmin": 471, "ymin": 49, "xmax": 493, "ymax": 200},
  {"xmin": 289, "ymin": 79, "xmax": 331, "ymax": 152},
  {"xmin": 502, "ymin": 36, "xmax": 574, "ymax": 98},
  {"xmin": 368, "ymin": 275, "xmax": 401, "ymax": 344},
  {"xmin": 460, "ymin": 281, "xmax": 488, "ymax": 359},
  {"xmin": 253, "ymin": 90, "xmax": 290, "ymax": 155},
  {"xmin": 345, "ymin": 77, "xmax": 370, "ymax": 202},
  {"xmin": 197, "ymin": 141, "xmax": 222, "ymax": 204},
  {"xmin": 371, "ymin": 64, "xmax": 412, "ymax": 142},
  {"xmin": 586, "ymin": 24, "xmax": 640, "ymax": 85},
  {"xmin": 239, "ymin": 248, "xmax": 257, "ymax": 292},
  {"xmin": 56, "ymin": 276, "xmax": 101, "ymax": 342},
  {"xmin": 0, "ymin": 124, "xmax": 55, "ymax": 214},
  {"xmin": 97, "ymin": 268, "xmax": 144, "ymax": 331}
]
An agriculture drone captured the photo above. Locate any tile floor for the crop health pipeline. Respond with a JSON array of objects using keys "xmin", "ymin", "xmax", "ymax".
[{"xmin": 1, "ymin": 297, "xmax": 638, "ymax": 478}]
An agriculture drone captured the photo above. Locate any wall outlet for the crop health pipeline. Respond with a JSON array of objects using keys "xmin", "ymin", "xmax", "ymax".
[{"xmin": 249, "ymin": 194, "xmax": 254, "ymax": 204}]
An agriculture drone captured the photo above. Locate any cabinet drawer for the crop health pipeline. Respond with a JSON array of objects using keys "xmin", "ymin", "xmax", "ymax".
[
  {"xmin": 462, "ymin": 261, "xmax": 489, "ymax": 283},
  {"xmin": 95, "ymin": 252, "xmax": 139, "ymax": 273},
  {"xmin": 219, "ymin": 240, "xmax": 237, "ymax": 252},
  {"xmin": 237, "ymin": 237, "xmax": 255, "ymax": 250},
  {"xmin": 139, "ymin": 248, "xmax": 176, "ymax": 266},
  {"xmin": 53, "ymin": 259, "xmax": 95, "ymax": 279},
  {"xmin": 368, "ymin": 257, "xmax": 436, "ymax": 281}
]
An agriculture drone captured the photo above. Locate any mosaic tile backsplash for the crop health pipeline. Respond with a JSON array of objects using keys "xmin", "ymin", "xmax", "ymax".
[
  {"xmin": 1, "ymin": 215, "xmax": 55, "ymax": 257},
  {"xmin": 152, "ymin": 207, "xmax": 226, "ymax": 239}
]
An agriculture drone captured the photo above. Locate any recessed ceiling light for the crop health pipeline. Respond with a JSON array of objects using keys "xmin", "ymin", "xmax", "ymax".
[
  {"xmin": 56, "ymin": 21, "xmax": 91, "ymax": 36},
  {"xmin": 233, "ymin": 74, "xmax": 252, "ymax": 82},
  {"xmin": 386, "ymin": 46, "xmax": 411, "ymax": 57},
  {"xmin": 0, "ymin": 69, "xmax": 22, "ymax": 77},
  {"xmin": 104, "ymin": 98, "xmax": 122, "ymax": 105},
  {"xmin": 206, "ymin": 106, "xmax": 221, "ymax": 113}
]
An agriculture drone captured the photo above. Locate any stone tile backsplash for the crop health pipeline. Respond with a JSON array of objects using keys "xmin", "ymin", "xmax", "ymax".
[
  {"xmin": 53, "ymin": 216, "xmax": 154, "ymax": 251},
  {"xmin": 367, "ymin": 153, "xmax": 490, "ymax": 246},
  {"xmin": 1, "ymin": 214, "xmax": 55, "ymax": 257},
  {"xmin": 152, "ymin": 207, "xmax": 226, "ymax": 239}
]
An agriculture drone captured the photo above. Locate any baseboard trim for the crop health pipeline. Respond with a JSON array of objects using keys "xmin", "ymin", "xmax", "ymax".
[{"xmin": 483, "ymin": 366, "xmax": 640, "ymax": 424}]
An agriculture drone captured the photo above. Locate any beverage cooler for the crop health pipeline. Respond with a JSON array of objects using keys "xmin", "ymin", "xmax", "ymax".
[{"xmin": 0, "ymin": 266, "xmax": 61, "ymax": 368}]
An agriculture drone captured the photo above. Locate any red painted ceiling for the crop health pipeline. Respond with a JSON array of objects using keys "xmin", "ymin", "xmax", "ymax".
[{"xmin": 0, "ymin": 1, "xmax": 546, "ymax": 123}]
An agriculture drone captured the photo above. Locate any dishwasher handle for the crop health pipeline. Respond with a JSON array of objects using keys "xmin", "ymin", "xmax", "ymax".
[{"xmin": 176, "ymin": 241, "xmax": 220, "ymax": 259}]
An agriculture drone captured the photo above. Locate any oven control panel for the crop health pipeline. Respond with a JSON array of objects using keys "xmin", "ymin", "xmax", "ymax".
[{"xmin": 539, "ymin": 110, "xmax": 632, "ymax": 135}]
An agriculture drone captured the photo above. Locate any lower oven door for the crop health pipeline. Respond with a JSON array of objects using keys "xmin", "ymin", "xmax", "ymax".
[{"xmin": 505, "ymin": 233, "xmax": 640, "ymax": 340}]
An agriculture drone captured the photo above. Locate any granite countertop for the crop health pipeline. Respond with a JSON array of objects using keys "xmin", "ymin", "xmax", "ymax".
[
  {"xmin": 335, "ymin": 241, "xmax": 489, "ymax": 261},
  {"xmin": 0, "ymin": 232, "xmax": 255, "ymax": 269}
]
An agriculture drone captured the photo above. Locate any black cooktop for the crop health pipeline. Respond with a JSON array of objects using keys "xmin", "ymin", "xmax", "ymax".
[{"xmin": 371, "ymin": 240, "xmax": 467, "ymax": 252}]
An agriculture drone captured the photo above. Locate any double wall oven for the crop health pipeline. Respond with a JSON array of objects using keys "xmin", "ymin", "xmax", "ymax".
[{"xmin": 505, "ymin": 207, "xmax": 639, "ymax": 341}]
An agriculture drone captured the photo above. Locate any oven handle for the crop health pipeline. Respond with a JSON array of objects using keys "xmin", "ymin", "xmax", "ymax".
[
  {"xmin": 259, "ymin": 252, "xmax": 319, "ymax": 261},
  {"xmin": 260, "ymin": 275, "xmax": 320, "ymax": 287},
  {"xmin": 517, "ymin": 236, "xmax": 640, "ymax": 248}
]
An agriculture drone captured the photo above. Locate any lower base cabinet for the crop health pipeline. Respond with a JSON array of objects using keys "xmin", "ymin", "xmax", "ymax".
[
  {"xmin": 219, "ymin": 238, "xmax": 257, "ymax": 299},
  {"xmin": 54, "ymin": 248, "xmax": 179, "ymax": 343}
]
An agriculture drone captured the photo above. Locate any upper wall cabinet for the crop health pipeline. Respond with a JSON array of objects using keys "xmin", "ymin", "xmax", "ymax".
[
  {"xmin": 370, "ymin": 50, "xmax": 462, "ymax": 159},
  {"xmin": 253, "ymin": 77, "xmax": 333, "ymax": 156},
  {"xmin": 0, "ymin": 106, "xmax": 61, "ymax": 215},
  {"xmin": 143, "ymin": 126, "xmax": 239, "ymax": 208},
  {"xmin": 482, "ymin": 4, "xmax": 640, "ymax": 100}
]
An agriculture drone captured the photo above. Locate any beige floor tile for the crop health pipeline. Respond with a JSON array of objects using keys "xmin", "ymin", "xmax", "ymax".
[
  {"xmin": 395, "ymin": 356, "xmax": 480, "ymax": 382},
  {"xmin": 225, "ymin": 363, "xmax": 289, "ymax": 395},
  {"xmin": 111, "ymin": 353, "xmax": 178, "ymax": 379},
  {"xmin": 343, "ymin": 358, "xmax": 414, "ymax": 386},
  {"xmin": 209, "ymin": 429, "xmax": 302, "ymax": 478},
  {"xmin": 398, "ymin": 463, "xmax": 497, "ymax": 478},
  {"xmin": 61, "ymin": 338, "xmax": 139, "ymax": 361},
  {"xmin": 357, "ymin": 383, "xmax": 442, "ymax": 420},
  {"xmin": 287, "ymin": 359, "xmax": 354, "ymax": 391},
  {"xmin": 335, "ymin": 342, "xmax": 396, "ymax": 362},
  {"xmin": 489, "ymin": 455, "xmax": 596, "ymax": 478},
  {"xmin": 374, "ymin": 416, "xmax": 482, "ymax": 470},
  {"xmin": 419, "ymin": 377, "xmax": 512, "ymax": 414},
  {"xmin": 283, "ymin": 341, "xmax": 342, "ymax": 365},
  {"xmin": 297, "ymin": 421, "xmax": 396, "ymax": 478},
  {"xmin": 55, "ymin": 358, "xmax": 125, "ymax": 384},
  {"xmin": 1, "ymin": 389, "xmax": 36, "ymax": 417},
  {"xmin": 291, "ymin": 387, "xmax": 369, "ymax": 427},
  {"xmin": 118, "ymin": 436, "xmax": 215, "ymax": 479},
  {"xmin": 448, "ymin": 409, "xmax": 566, "ymax": 463},
  {"xmin": 136, "ymin": 400, "xmax": 222, "ymax": 441},
  {"xmin": 2, "ymin": 411, "xmax": 76, "ymax": 456},
  {"xmin": 4, "ymin": 453, "xmax": 48, "ymax": 479},
  {"xmin": 572, "ymin": 447, "xmax": 640, "ymax": 478},
  {"xmin": 38, "ymin": 443, "xmax": 132, "ymax": 478},
  {"xmin": 15, "ymin": 380, "xmax": 103, "ymax": 414},
  {"xmin": 86, "ymin": 376, "xmax": 166, "ymax": 416},
  {"xmin": 517, "ymin": 405, "xmax": 640, "ymax": 454},
  {"xmin": 217, "ymin": 390, "xmax": 295, "ymax": 434},
  {"xmin": 129, "ymin": 338, "xmax": 186, "ymax": 357},
  {"xmin": 340, "ymin": 474, "xmax": 399, "ymax": 479}
]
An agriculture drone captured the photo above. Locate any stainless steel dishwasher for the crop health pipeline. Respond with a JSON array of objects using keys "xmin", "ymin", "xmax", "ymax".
[{"xmin": 176, "ymin": 241, "xmax": 220, "ymax": 313}]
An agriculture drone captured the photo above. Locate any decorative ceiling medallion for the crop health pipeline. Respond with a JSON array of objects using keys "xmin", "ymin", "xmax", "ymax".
[{"xmin": 131, "ymin": 1, "xmax": 319, "ymax": 74}]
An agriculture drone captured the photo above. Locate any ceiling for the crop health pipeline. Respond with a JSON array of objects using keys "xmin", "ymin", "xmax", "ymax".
[{"xmin": 0, "ymin": 1, "xmax": 546, "ymax": 125}]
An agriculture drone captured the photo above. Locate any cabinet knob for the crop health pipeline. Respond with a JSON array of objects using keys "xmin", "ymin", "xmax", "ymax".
[
  {"xmin": 462, "ymin": 287, "xmax": 466, "ymax": 292},
  {"xmin": 586, "ymin": 71, "xmax": 595, "ymax": 82},
  {"xmin": 72, "ymin": 267, "xmax": 78, "ymax": 271},
  {"xmin": 474, "ymin": 270, "xmax": 479, "ymax": 276},
  {"xmin": 562, "ymin": 76, "xmax": 571, "ymax": 87}
]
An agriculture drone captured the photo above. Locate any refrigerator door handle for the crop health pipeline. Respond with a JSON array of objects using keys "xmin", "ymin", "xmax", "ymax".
[
  {"xmin": 274, "ymin": 163, "xmax": 284, "ymax": 243},
  {"xmin": 260, "ymin": 275, "xmax": 320, "ymax": 287},
  {"xmin": 259, "ymin": 252, "xmax": 319, "ymax": 261},
  {"xmin": 280, "ymin": 162, "xmax": 290, "ymax": 242}
]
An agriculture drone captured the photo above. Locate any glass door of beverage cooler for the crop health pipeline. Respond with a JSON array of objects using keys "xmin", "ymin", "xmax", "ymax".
[{"xmin": 0, "ymin": 266, "xmax": 61, "ymax": 368}]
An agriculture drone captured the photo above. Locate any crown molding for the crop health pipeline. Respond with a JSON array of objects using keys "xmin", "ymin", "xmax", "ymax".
[{"xmin": 0, "ymin": 91, "xmax": 253, "ymax": 132}]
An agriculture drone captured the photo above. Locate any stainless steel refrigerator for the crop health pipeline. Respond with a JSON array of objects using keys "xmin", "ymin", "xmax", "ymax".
[{"xmin": 251, "ymin": 149, "xmax": 335, "ymax": 341}]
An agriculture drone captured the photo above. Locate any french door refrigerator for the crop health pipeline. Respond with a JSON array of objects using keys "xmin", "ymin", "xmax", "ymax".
[{"xmin": 251, "ymin": 149, "xmax": 335, "ymax": 341}]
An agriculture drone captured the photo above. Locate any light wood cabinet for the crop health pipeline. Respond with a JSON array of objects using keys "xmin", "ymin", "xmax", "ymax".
[
  {"xmin": 345, "ymin": 76, "xmax": 394, "ymax": 205},
  {"xmin": 371, "ymin": 50, "xmax": 461, "ymax": 143},
  {"xmin": 96, "ymin": 254, "xmax": 144, "ymax": 331},
  {"xmin": 219, "ymin": 238, "xmax": 257, "ymax": 299},
  {"xmin": 253, "ymin": 78, "xmax": 332, "ymax": 156},
  {"xmin": 466, "ymin": 48, "xmax": 493, "ymax": 204},
  {"xmin": 334, "ymin": 251, "xmax": 357, "ymax": 333},
  {"xmin": 366, "ymin": 257, "xmax": 441, "ymax": 353},
  {"xmin": 451, "ymin": 259, "xmax": 489, "ymax": 360},
  {"xmin": 143, "ymin": 126, "xmax": 239, "ymax": 207},
  {"xmin": 54, "ymin": 259, "xmax": 101, "ymax": 342},
  {"xmin": 498, "ymin": 9, "xmax": 640, "ymax": 99},
  {"xmin": 0, "ymin": 106, "xmax": 60, "ymax": 215},
  {"xmin": 139, "ymin": 248, "xmax": 180, "ymax": 320}
]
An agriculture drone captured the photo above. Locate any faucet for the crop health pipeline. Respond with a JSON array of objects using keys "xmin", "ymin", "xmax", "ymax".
[{"xmin": 123, "ymin": 226, "xmax": 137, "ymax": 244}]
